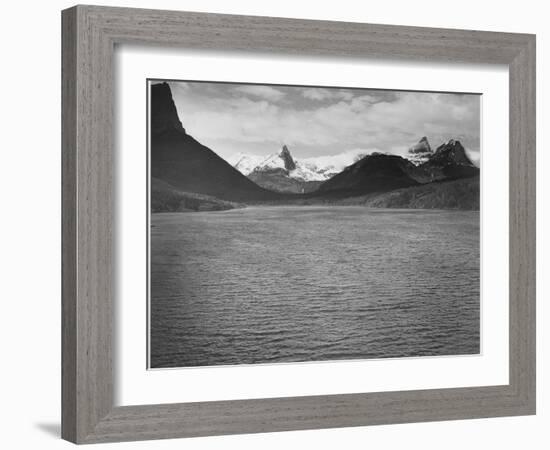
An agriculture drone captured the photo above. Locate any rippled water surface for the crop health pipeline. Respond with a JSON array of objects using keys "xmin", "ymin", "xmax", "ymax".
[{"xmin": 150, "ymin": 206, "xmax": 479, "ymax": 368}]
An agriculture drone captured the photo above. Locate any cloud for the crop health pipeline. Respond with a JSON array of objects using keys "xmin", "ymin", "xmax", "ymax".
[
  {"xmin": 301, "ymin": 148, "xmax": 379, "ymax": 171},
  {"xmin": 467, "ymin": 150, "xmax": 480, "ymax": 166},
  {"xmin": 233, "ymin": 85, "xmax": 286, "ymax": 101},
  {"xmin": 167, "ymin": 81, "xmax": 480, "ymax": 161},
  {"xmin": 301, "ymin": 88, "xmax": 354, "ymax": 102}
]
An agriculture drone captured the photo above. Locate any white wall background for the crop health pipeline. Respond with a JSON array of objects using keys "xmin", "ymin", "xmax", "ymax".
[{"xmin": 0, "ymin": 0, "xmax": 547, "ymax": 448}]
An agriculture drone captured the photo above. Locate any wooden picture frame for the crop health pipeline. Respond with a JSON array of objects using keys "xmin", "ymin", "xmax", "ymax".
[{"xmin": 61, "ymin": 5, "xmax": 536, "ymax": 444}]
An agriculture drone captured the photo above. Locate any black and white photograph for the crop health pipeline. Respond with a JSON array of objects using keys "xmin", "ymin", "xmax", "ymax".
[{"xmin": 149, "ymin": 79, "xmax": 481, "ymax": 369}]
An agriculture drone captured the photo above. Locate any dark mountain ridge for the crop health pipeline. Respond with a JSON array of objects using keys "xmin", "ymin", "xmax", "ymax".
[
  {"xmin": 317, "ymin": 139, "xmax": 479, "ymax": 197},
  {"xmin": 415, "ymin": 139, "xmax": 479, "ymax": 182},
  {"xmin": 150, "ymin": 82, "xmax": 283, "ymax": 202},
  {"xmin": 317, "ymin": 153, "xmax": 420, "ymax": 196},
  {"xmin": 151, "ymin": 82, "xmax": 185, "ymax": 134},
  {"xmin": 430, "ymin": 139, "xmax": 473, "ymax": 165}
]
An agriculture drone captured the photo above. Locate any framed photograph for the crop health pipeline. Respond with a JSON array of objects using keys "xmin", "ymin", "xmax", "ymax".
[{"xmin": 62, "ymin": 5, "xmax": 536, "ymax": 444}]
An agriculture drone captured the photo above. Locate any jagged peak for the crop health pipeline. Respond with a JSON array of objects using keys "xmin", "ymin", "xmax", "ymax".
[
  {"xmin": 279, "ymin": 144, "xmax": 296, "ymax": 171},
  {"xmin": 150, "ymin": 82, "xmax": 186, "ymax": 135},
  {"xmin": 435, "ymin": 139, "xmax": 464, "ymax": 153},
  {"xmin": 409, "ymin": 136, "xmax": 432, "ymax": 154},
  {"xmin": 431, "ymin": 139, "xmax": 474, "ymax": 166},
  {"xmin": 446, "ymin": 138, "xmax": 457, "ymax": 145}
]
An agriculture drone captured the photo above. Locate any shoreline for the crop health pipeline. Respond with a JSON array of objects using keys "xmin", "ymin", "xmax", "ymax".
[{"xmin": 151, "ymin": 204, "xmax": 481, "ymax": 215}]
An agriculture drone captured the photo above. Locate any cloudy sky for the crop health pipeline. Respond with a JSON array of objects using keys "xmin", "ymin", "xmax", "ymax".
[{"xmin": 155, "ymin": 80, "xmax": 480, "ymax": 165}]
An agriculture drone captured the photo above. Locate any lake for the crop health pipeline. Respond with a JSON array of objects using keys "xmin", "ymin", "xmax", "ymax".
[{"xmin": 150, "ymin": 206, "xmax": 480, "ymax": 368}]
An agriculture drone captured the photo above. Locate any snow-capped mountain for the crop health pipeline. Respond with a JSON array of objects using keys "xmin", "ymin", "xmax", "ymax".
[
  {"xmin": 254, "ymin": 145, "xmax": 297, "ymax": 173},
  {"xmin": 299, "ymin": 150, "xmax": 368, "ymax": 179},
  {"xmin": 227, "ymin": 153, "xmax": 266, "ymax": 175},
  {"xmin": 229, "ymin": 146, "xmax": 367, "ymax": 182},
  {"xmin": 230, "ymin": 145, "xmax": 336, "ymax": 193},
  {"xmin": 407, "ymin": 136, "xmax": 433, "ymax": 165}
]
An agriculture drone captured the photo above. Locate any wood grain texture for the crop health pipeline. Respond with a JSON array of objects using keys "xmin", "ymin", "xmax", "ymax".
[
  {"xmin": 61, "ymin": 7, "xmax": 77, "ymax": 443},
  {"xmin": 62, "ymin": 5, "xmax": 114, "ymax": 443},
  {"xmin": 508, "ymin": 36, "xmax": 536, "ymax": 408},
  {"xmin": 61, "ymin": 4, "xmax": 536, "ymax": 444}
]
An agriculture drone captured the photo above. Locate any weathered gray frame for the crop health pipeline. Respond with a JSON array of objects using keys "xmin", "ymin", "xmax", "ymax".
[{"xmin": 62, "ymin": 4, "xmax": 536, "ymax": 444}]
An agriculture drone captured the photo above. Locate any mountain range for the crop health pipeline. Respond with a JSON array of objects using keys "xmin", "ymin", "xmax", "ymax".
[
  {"xmin": 150, "ymin": 82, "xmax": 479, "ymax": 211},
  {"xmin": 318, "ymin": 139, "xmax": 478, "ymax": 198},
  {"xmin": 228, "ymin": 146, "xmax": 367, "ymax": 193},
  {"xmin": 228, "ymin": 136, "xmax": 478, "ymax": 195}
]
